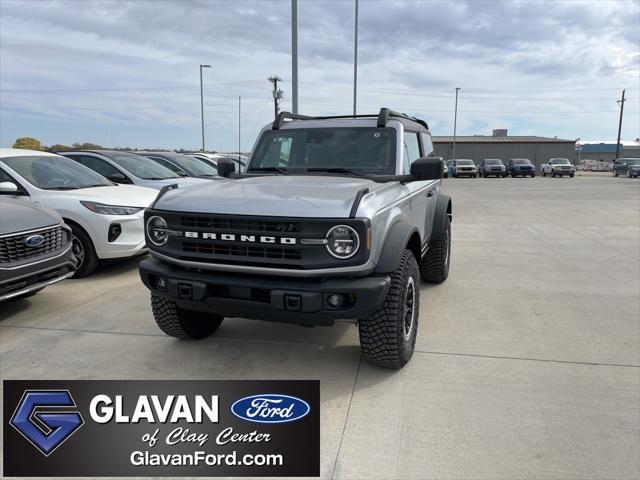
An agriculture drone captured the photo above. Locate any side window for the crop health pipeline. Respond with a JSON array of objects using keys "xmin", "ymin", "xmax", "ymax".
[
  {"xmin": 75, "ymin": 155, "xmax": 122, "ymax": 179},
  {"xmin": 402, "ymin": 131, "xmax": 421, "ymax": 174}
]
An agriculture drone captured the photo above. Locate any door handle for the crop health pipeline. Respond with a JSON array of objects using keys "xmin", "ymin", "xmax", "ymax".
[{"xmin": 426, "ymin": 190, "xmax": 435, "ymax": 198}]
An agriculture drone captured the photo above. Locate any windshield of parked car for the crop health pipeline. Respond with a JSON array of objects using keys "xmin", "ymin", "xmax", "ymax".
[
  {"xmin": 156, "ymin": 154, "xmax": 218, "ymax": 177},
  {"xmin": 103, "ymin": 152, "xmax": 180, "ymax": 179},
  {"xmin": 551, "ymin": 158, "xmax": 570, "ymax": 165},
  {"xmin": 248, "ymin": 127, "xmax": 396, "ymax": 175},
  {"xmin": 456, "ymin": 160, "xmax": 474, "ymax": 165},
  {"xmin": 484, "ymin": 159, "xmax": 503, "ymax": 165},
  {"xmin": 513, "ymin": 159, "xmax": 531, "ymax": 165},
  {"xmin": 1, "ymin": 155, "xmax": 113, "ymax": 190}
]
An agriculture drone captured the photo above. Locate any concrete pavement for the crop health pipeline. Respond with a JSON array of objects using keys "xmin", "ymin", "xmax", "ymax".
[{"xmin": 1, "ymin": 175, "xmax": 639, "ymax": 479}]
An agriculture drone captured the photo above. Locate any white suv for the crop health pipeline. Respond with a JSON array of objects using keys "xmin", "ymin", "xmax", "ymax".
[{"xmin": 0, "ymin": 149, "xmax": 157, "ymax": 277}]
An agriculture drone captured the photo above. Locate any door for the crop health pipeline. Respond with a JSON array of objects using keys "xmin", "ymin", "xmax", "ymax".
[{"xmin": 403, "ymin": 131, "xmax": 434, "ymax": 242}]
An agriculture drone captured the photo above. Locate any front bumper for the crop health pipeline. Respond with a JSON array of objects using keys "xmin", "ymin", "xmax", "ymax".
[
  {"xmin": 0, "ymin": 247, "xmax": 77, "ymax": 301},
  {"xmin": 139, "ymin": 258, "xmax": 390, "ymax": 325},
  {"xmin": 90, "ymin": 211, "xmax": 147, "ymax": 260}
]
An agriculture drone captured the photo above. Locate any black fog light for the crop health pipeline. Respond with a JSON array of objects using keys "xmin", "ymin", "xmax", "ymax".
[
  {"xmin": 108, "ymin": 223, "xmax": 122, "ymax": 242},
  {"xmin": 155, "ymin": 276, "xmax": 167, "ymax": 290},
  {"xmin": 326, "ymin": 293, "xmax": 345, "ymax": 309}
]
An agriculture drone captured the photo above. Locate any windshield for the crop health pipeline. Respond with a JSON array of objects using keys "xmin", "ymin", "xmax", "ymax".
[
  {"xmin": 623, "ymin": 159, "xmax": 640, "ymax": 165},
  {"xmin": 513, "ymin": 159, "xmax": 531, "ymax": 165},
  {"xmin": 104, "ymin": 152, "xmax": 179, "ymax": 179},
  {"xmin": 457, "ymin": 160, "xmax": 474, "ymax": 165},
  {"xmin": 551, "ymin": 158, "xmax": 570, "ymax": 165},
  {"xmin": 1, "ymin": 155, "xmax": 113, "ymax": 190},
  {"xmin": 484, "ymin": 159, "xmax": 503, "ymax": 165},
  {"xmin": 248, "ymin": 127, "xmax": 396, "ymax": 175},
  {"xmin": 159, "ymin": 154, "xmax": 218, "ymax": 177}
]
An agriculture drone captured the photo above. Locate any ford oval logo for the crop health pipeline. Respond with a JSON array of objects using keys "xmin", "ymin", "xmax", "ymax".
[
  {"xmin": 23, "ymin": 234, "xmax": 45, "ymax": 248},
  {"xmin": 230, "ymin": 394, "xmax": 310, "ymax": 424}
]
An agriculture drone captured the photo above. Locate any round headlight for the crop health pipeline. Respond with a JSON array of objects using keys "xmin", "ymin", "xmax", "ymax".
[
  {"xmin": 146, "ymin": 216, "xmax": 168, "ymax": 246},
  {"xmin": 326, "ymin": 225, "xmax": 360, "ymax": 259}
]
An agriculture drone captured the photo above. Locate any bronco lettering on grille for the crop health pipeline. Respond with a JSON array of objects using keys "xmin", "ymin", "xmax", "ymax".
[{"xmin": 184, "ymin": 231, "xmax": 297, "ymax": 245}]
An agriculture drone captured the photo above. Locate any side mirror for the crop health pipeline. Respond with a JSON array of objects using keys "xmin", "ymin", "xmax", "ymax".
[
  {"xmin": 0, "ymin": 181, "xmax": 18, "ymax": 193},
  {"xmin": 411, "ymin": 157, "xmax": 443, "ymax": 181},
  {"xmin": 107, "ymin": 172, "xmax": 130, "ymax": 183},
  {"xmin": 217, "ymin": 158, "xmax": 236, "ymax": 178}
]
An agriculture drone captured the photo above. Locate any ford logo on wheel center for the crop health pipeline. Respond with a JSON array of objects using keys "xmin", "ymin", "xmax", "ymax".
[{"xmin": 231, "ymin": 394, "xmax": 310, "ymax": 423}]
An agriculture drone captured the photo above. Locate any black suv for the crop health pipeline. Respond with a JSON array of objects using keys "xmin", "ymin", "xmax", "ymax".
[
  {"xmin": 612, "ymin": 158, "xmax": 640, "ymax": 178},
  {"xmin": 507, "ymin": 158, "xmax": 535, "ymax": 177}
]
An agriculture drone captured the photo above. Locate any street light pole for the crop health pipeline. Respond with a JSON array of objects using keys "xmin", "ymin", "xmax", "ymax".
[
  {"xmin": 452, "ymin": 87, "xmax": 461, "ymax": 160},
  {"xmin": 291, "ymin": 0, "xmax": 298, "ymax": 114},
  {"xmin": 352, "ymin": 0, "xmax": 359, "ymax": 116},
  {"xmin": 200, "ymin": 64, "xmax": 211, "ymax": 151}
]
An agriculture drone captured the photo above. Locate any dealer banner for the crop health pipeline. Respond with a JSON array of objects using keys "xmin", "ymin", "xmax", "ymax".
[{"xmin": 3, "ymin": 380, "xmax": 320, "ymax": 477}]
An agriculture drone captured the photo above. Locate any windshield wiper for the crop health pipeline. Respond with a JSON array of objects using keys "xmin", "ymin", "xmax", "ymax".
[
  {"xmin": 249, "ymin": 167, "xmax": 289, "ymax": 174},
  {"xmin": 46, "ymin": 186, "xmax": 80, "ymax": 190},
  {"xmin": 306, "ymin": 167, "xmax": 364, "ymax": 176}
]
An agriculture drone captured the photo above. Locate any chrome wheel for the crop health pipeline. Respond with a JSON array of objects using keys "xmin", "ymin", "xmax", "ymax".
[
  {"xmin": 403, "ymin": 276, "xmax": 416, "ymax": 341},
  {"xmin": 72, "ymin": 234, "xmax": 85, "ymax": 267}
]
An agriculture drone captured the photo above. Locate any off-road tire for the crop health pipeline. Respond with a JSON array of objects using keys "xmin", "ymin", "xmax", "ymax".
[
  {"xmin": 69, "ymin": 223, "xmax": 99, "ymax": 278},
  {"xmin": 419, "ymin": 216, "xmax": 451, "ymax": 284},
  {"xmin": 358, "ymin": 249, "xmax": 419, "ymax": 369},
  {"xmin": 151, "ymin": 295, "xmax": 223, "ymax": 339}
]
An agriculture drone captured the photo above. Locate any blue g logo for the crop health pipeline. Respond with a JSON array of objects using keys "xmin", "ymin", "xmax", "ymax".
[{"xmin": 10, "ymin": 390, "xmax": 84, "ymax": 456}]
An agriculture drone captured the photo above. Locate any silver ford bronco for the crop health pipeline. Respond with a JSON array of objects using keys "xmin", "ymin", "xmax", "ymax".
[{"xmin": 139, "ymin": 108, "xmax": 452, "ymax": 368}]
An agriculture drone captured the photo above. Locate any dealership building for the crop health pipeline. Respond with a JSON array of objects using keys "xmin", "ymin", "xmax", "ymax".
[{"xmin": 432, "ymin": 129, "xmax": 576, "ymax": 170}]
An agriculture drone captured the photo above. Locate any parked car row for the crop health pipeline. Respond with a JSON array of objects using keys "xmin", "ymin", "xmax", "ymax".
[
  {"xmin": 0, "ymin": 147, "xmax": 235, "ymax": 301},
  {"xmin": 445, "ymin": 158, "xmax": 582, "ymax": 178}
]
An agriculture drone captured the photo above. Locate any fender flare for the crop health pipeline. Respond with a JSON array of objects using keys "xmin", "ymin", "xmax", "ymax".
[
  {"xmin": 431, "ymin": 193, "xmax": 452, "ymax": 241},
  {"xmin": 373, "ymin": 221, "xmax": 419, "ymax": 274}
]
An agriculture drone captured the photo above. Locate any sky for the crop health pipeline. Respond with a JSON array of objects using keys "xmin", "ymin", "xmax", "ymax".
[{"xmin": 1, "ymin": 0, "xmax": 639, "ymax": 151}]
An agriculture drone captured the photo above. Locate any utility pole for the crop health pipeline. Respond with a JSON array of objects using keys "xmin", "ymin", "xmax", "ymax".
[
  {"xmin": 615, "ymin": 89, "xmax": 626, "ymax": 160},
  {"xmin": 452, "ymin": 87, "xmax": 461, "ymax": 160},
  {"xmin": 199, "ymin": 64, "xmax": 211, "ymax": 151},
  {"xmin": 352, "ymin": 0, "xmax": 359, "ymax": 116},
  {"xmin": 291, "ymin": 0, "xmax": 298, "ymax": 114},
  {"xmin": 238, "ymin": 95, "xmax": 241, "ymax": 167},
  {"xmin": 268, "ymin": 75, "xmax": 283, "ymax": 120}
]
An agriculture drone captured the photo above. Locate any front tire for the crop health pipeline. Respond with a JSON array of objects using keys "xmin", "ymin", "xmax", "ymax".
[
  {"xmin": 358, "ymin": 249, "xmax": 419, "ymax": 369},
  {"xmin": 69, "ymin": 224, "xmax": 99, "ymax": 278},
  {"xmin": 542, "ymin": 170, "xmax": 547, "ymax": 177},
  {"xmin": 614, "ymin": 171, "xmax": 619, "ymax": 177},
  {"xmin": 151, "ymin": 295, "xmax": 223, "ymax": 339}
]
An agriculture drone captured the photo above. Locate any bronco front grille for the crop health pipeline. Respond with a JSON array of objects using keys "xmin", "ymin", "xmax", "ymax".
[
  {"xmin": 183, "ymin": 241, "xmax": 302, "ymax": 260},
  {"xmin": 149, "ymin": 211, "xmax": 370, "ymax": 270},
  {"xmin": 180, "ymin": 216, "xmax": 300, "ymax": 233},
  {"xmin": 0, "ymin": 225, "xmax": 68, "ymax": 265}
]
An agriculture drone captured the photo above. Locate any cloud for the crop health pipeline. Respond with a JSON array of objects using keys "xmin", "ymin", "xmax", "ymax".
[{"xmin": 1, "ymin": 0, "xmax": 638, "ymax": 149}]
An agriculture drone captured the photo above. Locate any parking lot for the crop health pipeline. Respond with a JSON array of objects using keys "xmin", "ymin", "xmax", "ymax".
[{"xmin": 1, "ymin": 174, "xmax": 638, "ymax": 479}]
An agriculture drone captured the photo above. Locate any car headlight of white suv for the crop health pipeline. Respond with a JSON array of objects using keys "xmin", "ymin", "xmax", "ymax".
[{"xmin": 80, "ymin": 201, "xmax": 143, "ymax": 215}]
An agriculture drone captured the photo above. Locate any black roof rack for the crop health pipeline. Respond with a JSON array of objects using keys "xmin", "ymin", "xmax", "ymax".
[{"xmin": 271, "ymin": 108, "xmax": 429, "ymax": 131}]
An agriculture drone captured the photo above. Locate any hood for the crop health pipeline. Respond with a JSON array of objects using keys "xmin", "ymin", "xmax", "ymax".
[
  {"xmin": 154, "ymin": 175, "xmax": 384, "ymax": 217},
  {"xmin": 49, "ymin": 185, "xmax": 158, "ymax": 208},
  {"xmin": 0, "ymin": 198, "xmax": 62, "ymax": 235}
]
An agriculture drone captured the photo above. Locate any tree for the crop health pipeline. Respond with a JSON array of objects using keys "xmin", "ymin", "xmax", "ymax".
[
  {"xmin": 48, "ymin": 144, "xmax": 73, "ymax": 152},
  {"xmin": 13, "ymin": 137, "xmax": 43, "ymax": 150},
  {"xmin": 72, "ymin": 142, "xmax": 103, "ymax": 150}
]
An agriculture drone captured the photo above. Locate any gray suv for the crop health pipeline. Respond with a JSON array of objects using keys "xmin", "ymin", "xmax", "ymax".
[
  {"xmin": 0, "ymin": 197, "xmax": 76, "ymax": 301},
  {"xmin": 139, "ymin": 108, "xmax": 452, "ymax": 369}
]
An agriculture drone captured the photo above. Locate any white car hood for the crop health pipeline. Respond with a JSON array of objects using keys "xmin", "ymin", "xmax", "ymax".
[{"xmin": 47, "ymin": 185, "xmax": 158, "ymax": 207}]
